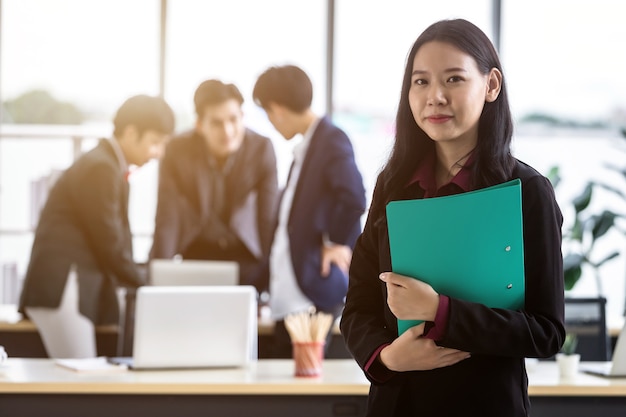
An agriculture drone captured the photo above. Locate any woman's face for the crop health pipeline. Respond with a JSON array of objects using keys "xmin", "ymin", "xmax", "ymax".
[{"xmin": 408, "ymin": 41, "xmax": 501, "ymax": 149}]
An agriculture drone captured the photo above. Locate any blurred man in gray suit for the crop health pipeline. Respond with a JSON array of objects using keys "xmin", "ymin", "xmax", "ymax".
[{"xmin": 151, "ymin": 80, "xmax": 279, "ymax": 292}]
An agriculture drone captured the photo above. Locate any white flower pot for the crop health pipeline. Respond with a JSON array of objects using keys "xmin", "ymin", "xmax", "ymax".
[{"xmin": 556, "ymin": 353, "xmax": 581, "ymax": 378}]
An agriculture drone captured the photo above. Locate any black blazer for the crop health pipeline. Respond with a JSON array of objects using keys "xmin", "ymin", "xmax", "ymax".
[
  {"xmin": 150, "ymin": 128, "xmax": 279, "ymax": 265},
  {"xmin": 19, "ymin": 140, "xmax": 143, "ymax": 325},
  {"xmin": 340, "ymin": 160, "xmax": 565, "ymax": 417},
  {"xmin": 282, "ymin": 117, "xmax": 366, "ymax": 312}
]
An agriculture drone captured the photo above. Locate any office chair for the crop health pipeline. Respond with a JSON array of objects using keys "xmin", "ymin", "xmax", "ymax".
[{"xmin": 564, "ymin": 296, "xmax": 611, "ymax": 361}]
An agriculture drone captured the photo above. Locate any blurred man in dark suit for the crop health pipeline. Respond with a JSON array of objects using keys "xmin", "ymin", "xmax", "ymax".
[
  {"xmin": 19, "ymin": 94, "xmax": 175, "ymax": 358},
  {"xmin": 253, "ymin": 65, "xmax": 366, "ymax": 357}
]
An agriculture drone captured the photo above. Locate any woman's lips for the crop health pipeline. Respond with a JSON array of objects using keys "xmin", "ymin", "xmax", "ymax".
[{"xmin": 427, "ymin": 115, "xmax": 452, "ymax": 124}]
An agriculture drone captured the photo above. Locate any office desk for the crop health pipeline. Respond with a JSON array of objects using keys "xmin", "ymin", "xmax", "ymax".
[
  {"xmin": 527, "ymin": 361, "xmax": 626, "ymax": 417},
  {"xmin": 2, "ymin": 359, "xmax": 626, "ymax": 417},
  {"xmin": 0, "ymin": 319, "xmax": 118, "ymax": 357},
  {"xmin": 0, "ymin": 317, "xmax": 349, "ymax": 359},
  {"xmin": 0, "ymin": 358, "xmax": 367, "ymax": 417}
]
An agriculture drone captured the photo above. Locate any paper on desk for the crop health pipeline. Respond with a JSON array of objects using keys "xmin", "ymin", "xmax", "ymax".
[
  {"xmin": 55, "ymin": 357, "xmax": 128, "ymax": 372},
  {"xmin": 0, "ymin": 304, "xmax": 23, "ymax": 323},
  {"xmin": 386, "ymin": 179, "xmax": 526, "ymax": 335}
]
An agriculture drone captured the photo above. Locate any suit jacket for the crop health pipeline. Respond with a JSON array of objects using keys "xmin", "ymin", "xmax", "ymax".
[
  {"xmin": 340, "ymin": 160, "xmax": 565, "ymax": 417},
  {"xmin": 19, "ymin": 139, "xmax": 143, "ymax": 326},
  {"xmin": 285, "ymin": 116, "xmax": 366, "ymax": 311},
  {"xmin": 150, "ymin": 128, "xmax": 278, "ymax": 268}
]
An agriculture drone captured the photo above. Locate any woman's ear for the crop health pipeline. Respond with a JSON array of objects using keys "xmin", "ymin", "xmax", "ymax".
[{"xmin": 485, "ymin": 68, "xmax": 503, "ymax": 103}]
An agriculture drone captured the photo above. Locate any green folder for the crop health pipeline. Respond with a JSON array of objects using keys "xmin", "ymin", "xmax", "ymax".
[{"xmin": 386, "ymin": 179, "xmax": 525, "ymax": 335}]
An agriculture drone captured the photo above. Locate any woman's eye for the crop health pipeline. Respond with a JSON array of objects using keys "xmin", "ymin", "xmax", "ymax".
[
  {"xmin": 447, "ymin": 75, "xmax": 463, "ymax": 83},
  {"xmin": 413, "ymin": 78, "xmax": 427, "ymax": 85}
]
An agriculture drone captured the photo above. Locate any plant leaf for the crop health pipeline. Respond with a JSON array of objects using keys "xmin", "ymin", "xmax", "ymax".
[
  {"xmin": 572, "ymin": 183, "xmax": 593, "ymax": 213},
  {"xmin": 591, "ymin": 210, "xmax": 618, "ymax": 240},
  {"xmin": 561, "ymin": 333, "xmax": 579, "ymax": 355},
  {"xmin": 546, "ymin": 166, "xmax": 561, "ymax": 188},
  {"xmin": 563, "ymin": 261, "xmax": 582, "ymax": 291},
  {"xmin": 569, "ymin": 217, "xmax": 583, "ymax": 242}
]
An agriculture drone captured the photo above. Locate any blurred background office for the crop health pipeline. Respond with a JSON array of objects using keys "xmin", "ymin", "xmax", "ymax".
[{"xmin": 1, "ymin": 0, "xmax": 625, "ymax": 324}]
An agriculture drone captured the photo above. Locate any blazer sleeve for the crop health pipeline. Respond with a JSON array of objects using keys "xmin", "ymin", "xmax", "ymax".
[
  {"xmin": 151, "ymin": 142, "xmax": 200, "ymax": 259},
  {"xmin": 229, "ymin": 136, "xmax": 279, "ymax": 260},
  {"xmin": 340, "ymin": 176, "xmax": 396, "ymax": 374},
  {"xmin": 441, "ymin": 175, "xmax": 566, "ymax": 358},
  {"xmin": 71, "ymin": 161, "xmax": 143, "ymax": 287},
  {"xmin": 255, "ymin": 138, "xmax": 279, "ymax": 258},
  {"xmin": 323, "ymin": 132, "xmax": 366, "ymax": 246}
]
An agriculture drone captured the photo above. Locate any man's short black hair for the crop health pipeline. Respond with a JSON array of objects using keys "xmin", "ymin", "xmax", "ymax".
[
  {"xmin": 253, "ymin": 65, "xmax": 312, "ymax": 113},
  {"xmin": 193, "ymin": 80, "xmax": 244, "ymax": 118},
  {"xmin": 113, "ymin": 94, "xmax": 175, "ymax": 137}
]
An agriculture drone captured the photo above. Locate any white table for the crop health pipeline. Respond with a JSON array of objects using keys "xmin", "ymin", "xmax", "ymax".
[{"xmin": 2, "ymin": 358, "xmax": 626, "ymax": 416}]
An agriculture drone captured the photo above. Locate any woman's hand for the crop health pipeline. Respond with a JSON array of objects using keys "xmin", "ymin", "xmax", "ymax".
[
  {"xmin": 379, "ymin": 323, "xmax": 470, "ymax": 372},
  {"xmin": 379, "ymin": 272, "xmax": 439, "ymax": 321}
]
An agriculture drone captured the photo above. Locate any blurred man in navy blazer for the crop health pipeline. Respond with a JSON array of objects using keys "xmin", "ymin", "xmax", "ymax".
[
  {"xmin": 19, "ymin": 95, "xmax": 175, "ymax": 358},
  {"xmin": 254, "ymin": 65, "xmax": 366, "ymax": 357}
]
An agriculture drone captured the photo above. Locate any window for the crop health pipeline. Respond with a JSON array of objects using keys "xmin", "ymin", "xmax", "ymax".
[
  {"xmin": 1, "ymin": 0, "xmax": 624, "ymax": 320},
  {"xmin": 0, "ymin": 0, "xmax": 161, "ymax": 285},
  {"xmin": 333, "ymin": 0, "xmax": 493, "ymax": 204},
  {"xmin": 164, "ymin": 0, "xmax": 327, "ymax": 185},
  {"xmin": 0, "ymin": 0, "xmax": 328, "ymax": 296},
  {"xmin": 501, "ymin": 0, "xmax": 626, "ymax": 320}
]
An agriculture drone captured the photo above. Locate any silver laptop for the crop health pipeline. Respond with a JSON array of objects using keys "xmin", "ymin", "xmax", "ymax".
[
  {"xmin": 582, "ymin": 321, "xmax": 626, "ymax": 377},
  {"xmin": 150, "ymin": 259, "xmax": 239, "ymax": 286},
  {"xmin": 112, "ymin": 285, "xmax": 257, "ymax": 370}
]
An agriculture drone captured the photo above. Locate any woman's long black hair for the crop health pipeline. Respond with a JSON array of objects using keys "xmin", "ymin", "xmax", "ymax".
[{"xmin": 378, "ymin": 19, "xmax": 515, "ymax": 210}]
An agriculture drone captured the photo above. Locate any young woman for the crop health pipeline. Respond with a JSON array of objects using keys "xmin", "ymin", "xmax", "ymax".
[{"xmin": 340, "ymin": 19, "xmax": 565, "ymax": 417}]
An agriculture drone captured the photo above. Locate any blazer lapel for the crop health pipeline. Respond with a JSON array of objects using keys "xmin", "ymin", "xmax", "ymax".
[
  {"xmin": 289, "ymin": 117, "xmax": 324, "ymax": 215},
  {"xmin": 121, "ymin": 178, "xmax": 130, "ymax": 226},
  {"xmin": 194, "ymin": 136, "xmax": 213, "ymax": 221},
  {"xmin": 224, "ymin": 133, "xmax": 254, "ymax": 206},
  {"xmin": 99, "ymin": 139, "xmax": 131, "ymax": 226}
]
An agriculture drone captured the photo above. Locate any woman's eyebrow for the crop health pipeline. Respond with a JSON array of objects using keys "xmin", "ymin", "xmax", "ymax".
[{"xmin": 412, "ymin": 67, "xmax": 468, "ymax": 76}]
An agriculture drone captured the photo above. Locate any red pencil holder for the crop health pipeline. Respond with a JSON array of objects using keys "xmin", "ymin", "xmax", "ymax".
[{"xmin": 292, "ymin": 341, "xmax": 325, "ymax": 377}]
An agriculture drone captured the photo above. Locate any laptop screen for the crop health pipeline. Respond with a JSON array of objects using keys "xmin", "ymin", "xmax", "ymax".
[
  {"xmin": 582, "ymin": 321, "xmax": 626, "ymax": 377},
  {"xmin": 149, "ymin": 259, "xmax": 239, "ymax": 286},
  {"xmin": 130, "ymin": 285, "xmax": 257, "ymax": 369}
]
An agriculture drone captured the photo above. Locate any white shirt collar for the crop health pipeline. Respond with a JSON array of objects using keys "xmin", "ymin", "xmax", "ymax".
[{"xmin": 293, "ymin": 116, "xmax": 320, "ymax": 162}]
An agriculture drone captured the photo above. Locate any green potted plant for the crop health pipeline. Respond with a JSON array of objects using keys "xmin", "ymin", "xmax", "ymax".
[
  {"xmin": 556, "ymin": 333, "xmax": 580, "ymax": 378},
  {"xmin": 547, "ymin": 166, "xmax": 623, "ymax": 294},
  {"xmin": 560, "ymin": 333, "xmax": 579, "ymax": 355}
]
